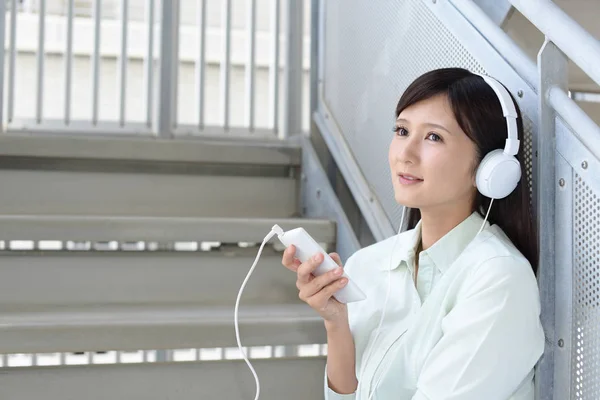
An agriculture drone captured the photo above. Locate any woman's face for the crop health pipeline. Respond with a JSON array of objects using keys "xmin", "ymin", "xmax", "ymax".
[{"xmin": 388, "ymin": 94, "xmax": 479, "ymax": 214}]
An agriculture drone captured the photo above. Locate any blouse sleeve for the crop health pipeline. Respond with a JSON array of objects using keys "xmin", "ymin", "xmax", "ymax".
[
  {"xmin": 324, "ymin": 252, "xmax": 360, "ymax": 400},
  {"xmin": 324, "ymin": 365, "xmax": 357, "ymax": 400}
]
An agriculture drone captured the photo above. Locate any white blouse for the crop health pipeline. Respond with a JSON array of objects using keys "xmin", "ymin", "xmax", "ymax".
[{"xmin": 325, "ymin": 212, "xmax": 545, "ymax": 400}]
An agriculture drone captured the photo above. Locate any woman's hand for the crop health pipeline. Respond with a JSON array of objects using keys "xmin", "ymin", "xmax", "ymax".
[{"xmin": 281, "ymin": 245, "xmax": 349, "ymax": 324}]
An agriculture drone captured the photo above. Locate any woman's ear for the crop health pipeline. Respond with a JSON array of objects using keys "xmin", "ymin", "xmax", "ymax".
[{"xmin": 472, "ymin": 157, "xmax": 481, "ymax": 187}]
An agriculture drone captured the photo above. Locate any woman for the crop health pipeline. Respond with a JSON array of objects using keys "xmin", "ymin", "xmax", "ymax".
[{"xmin": 281, "ymin": 68, "xmax": 545, "ymax": 399}]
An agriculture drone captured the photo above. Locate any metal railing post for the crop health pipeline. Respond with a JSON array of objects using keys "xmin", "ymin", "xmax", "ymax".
[
  {"xmin": 281, "ymin": 0, "xmax": 304, "ymax": 139},
  {"xmin": 0, "ymin": 0, "xmax": 6, "ymax": 133},
  {"xmin": 7, "ymin": 0, "xmax": 17, "ymax": 126},
  {"xmin": 155, "ymin": 0, "xmax": 180, "ymax": 138},
  {"xmin": 269, "ymin": 0, "xmax": 281, "ymax": 134},
  {"xmin": 219, "ymin": 0, "xmax": 232, "ymax": 131},
  {"xmin": 535, "ymin": 39, "xmax": 568, "ymax": 400},
  {"xmin": 36, "ymin": 0, "xmax": 46, "ymax": 124}
]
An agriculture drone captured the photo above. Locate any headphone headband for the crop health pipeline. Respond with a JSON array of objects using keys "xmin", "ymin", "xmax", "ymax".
[
  {"xmin": 473, "ymin": 73, "xmax": 522, "ymax": 200},
  {"xmin": 477, "ymin": 74, "xmax": 520, "ymax": 156}
]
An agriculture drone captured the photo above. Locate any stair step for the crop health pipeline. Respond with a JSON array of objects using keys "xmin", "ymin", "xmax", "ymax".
[
  {"xmin": 0, "ymin": 216, "xmax": 336, "ymax": 243},
  {"xmin": 0, "ymin": 356, "xmax": 326, "ymax": 400},
  {"xmin": 0, "ymin": 171, "xmax": 299, "ymax": 219},
  {"xmin": 0, "ymin": 304, "xmax": 325, "ymax": 353},
  {"xmin": 0, "ymin": 247, "xmax": 324, "ymax": 309},
  {"xmin": 0, "ymin": 134, "xmax": 302, "ymax": 167},
  {"xmin": 0, "ymin": 134, "xmax": 303, "ymax": 218}
]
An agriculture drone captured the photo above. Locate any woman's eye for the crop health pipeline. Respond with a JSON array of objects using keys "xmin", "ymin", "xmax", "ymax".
[
  {"xmin": 393, "ymin": 126, "xmax": 408, "ymax": 136},
  {"xmin": 427, "ymin": 133, "xmax": 442, "ymax": 142}
]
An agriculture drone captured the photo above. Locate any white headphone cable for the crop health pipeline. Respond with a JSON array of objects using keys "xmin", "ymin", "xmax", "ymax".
[
  {"xmin": 357, "ymin": 206, "xmax": 406, "ymax": 400},
  {"xmin": 234, "ymin": 229, "xmax": 279, "ymax": 400},
  {"xmin": 478, "ymin": 198, "xmax": 494, "ymax": 235}
]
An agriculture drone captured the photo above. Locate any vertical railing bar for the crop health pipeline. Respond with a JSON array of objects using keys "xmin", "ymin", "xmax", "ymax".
[
  {"xmin": 172, "ymin": 0, "xmax": 180, "ymax": 130},
  {"xmin": 91, "ymin": 0, "xmax": 102, "ymax": 125},
  {"xmin": 0, "ymin": 0, "xmax": 5, "ymax": 132},
  {"xmin": 156, "ymin": 0, "xmax": 179, "ymax": 137},
  {"xmin": 118, "ymin": 0, "xmax": 129, "ymax": 126},
  {"xmin": 269, "ymin": 0, "xmax": 281, "ymax": 132},
  {"xmin": 245, "ymin": 0, "xmax": 257, "ymax": 131},
  {"xmin": 36, "ymin": 0, "xmax": 47, "ymax": 124},
  {"xmin": 144, "ymin": 0, "xmax": 155, "ymax": 128},
  {"xmin": 309, "ymin": 0, "xmax": 319, "ymax": 128},
  {"xmin": 7, "ymin": 0, "xmax": 17, "ymax": 124},
  {"xmin": 281, "ymin": 0, "xmax": 303, "ymax": 139},
  {"xmin": 156, "ymin": 350, "xmax": 168, "ymax": 362},
  {"xmin": 64, "ymin": 0, "xmax": 75, "ymax": 125},
  {"xmin": 195, "ymin": 0, "xmax": 207, "ymax": 129},
  {"xmin": 220, "ymin": 0, "xmax": 232, "ymax": 130}
]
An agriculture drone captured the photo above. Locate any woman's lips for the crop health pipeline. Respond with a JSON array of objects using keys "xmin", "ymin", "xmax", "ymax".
[{"xmin": 398, "ymin": 174, "xmax": 423, "ymax": 185}]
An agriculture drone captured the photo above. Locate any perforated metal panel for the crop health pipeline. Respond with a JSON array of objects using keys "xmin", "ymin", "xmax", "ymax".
[
  {"xmin": 572, "ymin": 174, "xmax": 600, "ymax": 400},
  {"xmin": 321, "ymin": 0, "xmax": 534, "ymax": 226},
  {"xmin": 523, "ymin": 117, "xmax": 534, "ymax": 198}
]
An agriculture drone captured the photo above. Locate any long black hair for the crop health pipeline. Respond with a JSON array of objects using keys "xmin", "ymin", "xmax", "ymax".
[{"xmin": 396, "ymin": 68, "xmax": 538, "ymax": 272}]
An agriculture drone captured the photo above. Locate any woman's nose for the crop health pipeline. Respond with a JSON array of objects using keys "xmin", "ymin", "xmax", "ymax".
[{"xmin": 395, "ymin": 136, "xmax": 418, "ymax": 164}]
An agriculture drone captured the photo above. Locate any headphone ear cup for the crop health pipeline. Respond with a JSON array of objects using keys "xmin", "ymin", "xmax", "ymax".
[{"xmin": 476, "ymin": 149, "xmax": 522, "ymax": 199}]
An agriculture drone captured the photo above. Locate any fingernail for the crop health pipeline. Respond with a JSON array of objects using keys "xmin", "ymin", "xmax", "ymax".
[
  {"xmin": 334, "ymin": 267, "xmax": 343, "ymax": 275},
  {"xmin": 340, "ymin": 278, "xmax": 348, "ymax": 286},
  {"xmin": 313, "ymin": 254, "xmax": 322, "ymax": 262}
]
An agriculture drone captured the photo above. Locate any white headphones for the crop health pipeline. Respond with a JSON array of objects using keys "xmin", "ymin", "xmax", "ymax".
[{"xmin": 475, "ymin": 74, "xmax": 522, "ymax": 199}]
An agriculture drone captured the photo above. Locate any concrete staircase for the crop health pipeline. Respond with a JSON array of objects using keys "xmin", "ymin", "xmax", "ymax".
[{"xmin": 0, "ymin": 133, "xmax": 337, "ymax": 399}]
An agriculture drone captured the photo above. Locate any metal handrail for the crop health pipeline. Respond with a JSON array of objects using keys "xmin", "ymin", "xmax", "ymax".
[
  {"xmin": 509, "ymin": 0, "xmax": 600, "ymax": 88},
  {"xmin": 507, "ymin": 0, "xmax": 600, "ymax": 159},
  {"xmin": 548, "ymin": 86, "xmax": 600, "ymax": 161},
  {"xmin": 450, "ymin": 0, "xmax": 537, "ymax": 90},
  {"xmin": 454, "ymin": 0, "xmax": 600, "ymax": 163}
]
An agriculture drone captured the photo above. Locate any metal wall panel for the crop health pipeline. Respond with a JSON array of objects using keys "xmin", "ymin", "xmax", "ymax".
[
  {"xmin": 572, "ymin": 174, "xmax": 600, "ymax": 400},
  {"xmin": 555, "ymin": 119, "xmax": 600, "ymax": 400}
]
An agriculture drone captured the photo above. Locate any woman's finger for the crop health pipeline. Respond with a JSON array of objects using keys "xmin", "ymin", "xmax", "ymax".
[
  {"xmin": 329, "ymin": 252, "xmax": 342, "ymax": 267},
  {"xmin": 300, "ymin": 266, "xmax": 344, "ymax": 298},
  {"xmin": 306, "ymin": 278, "xmax": 348, "ymax": 309},
  {"xmin": 296, "ymin": 253, "xmax": 323, "ymax": 285},
  {"xmin": 282, "ymin": 245, "xmax": 302, "ymax": 271}
]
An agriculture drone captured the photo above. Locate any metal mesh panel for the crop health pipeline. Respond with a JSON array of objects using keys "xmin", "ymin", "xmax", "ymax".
[
  {"xmin": 523, "ymin": 117, "xmax": 534, "ymax": 198},
  {"xmin": 322, "ymin": 0, "xmax": 535, "ymax": 226},
  {"xmin": 572, "ymin": 174, "xmax": 600, "ymax": 400}
]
